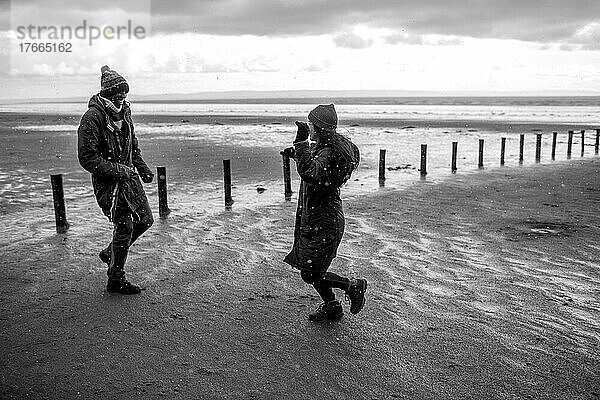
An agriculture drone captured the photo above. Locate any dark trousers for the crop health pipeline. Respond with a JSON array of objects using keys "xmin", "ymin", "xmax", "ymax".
[
  {"xmin": 301, "ymin": 270, "xmax": 350, "ymax": 302},
  {"xmin": 107, "ymin": 199, "xmax": 154, "ymax": 281}
]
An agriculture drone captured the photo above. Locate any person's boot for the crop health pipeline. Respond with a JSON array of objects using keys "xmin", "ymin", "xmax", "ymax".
[
  {"xmin": 346, "ymin": 278, "xmax": 368, "ymax": 314},
  {"xmin": 308, "ymin": 300, "xmax": 343, "ymax": 321},
  {"xmin": 98, "ymin": 246, "xmax": 111, "ymax": 265},
  {"xmin": 106, "ymin": 279, "xmax": 142, "ymax": 295}
]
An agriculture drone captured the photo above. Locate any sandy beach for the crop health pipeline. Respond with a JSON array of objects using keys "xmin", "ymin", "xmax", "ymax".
[
  {"xmin": 4, "ymin": 0, "xmax": 600, "ymax": 396},
  {"xmin": 3, "ymin": 0, "xmax": 600, "ymax": 396},
  {"xmin": 1, "ymin": 112, "xmax": 599, "ymax": 399}
]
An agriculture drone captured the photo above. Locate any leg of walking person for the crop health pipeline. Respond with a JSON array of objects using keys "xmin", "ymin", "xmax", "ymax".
[
  {"xmin": 99, "ymin": 199, "xmax": 153, "ymax": 264},
  {"xmin": 105, "ymin": 203, "xmax": 142, "ymax": 294},
  {"xmin": 301, "ymin": 270, "xmax": 367, "ymax": 318},
  {"xmin": 301, "ymin": 270, "xmax": 343, "ymax": 321},
  {"xmin": 320, "ymin": 271, "xmax": 350, "ymax": 291},
  {"xmin": 130, "ymin": 199, "xmax": 154, "ymax": 246},
  {"xmin": 107, "ymin": 203, "xmax": 133, "ymax": 283}
]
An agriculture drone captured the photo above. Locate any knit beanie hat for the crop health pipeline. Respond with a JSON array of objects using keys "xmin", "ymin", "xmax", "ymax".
[
  {"xmin": 100, "ymin": 65, "xmax": 129, "ymax": 98},
  {"xmin": 308, "ymin": 104, "xmax": 337, "ymax": 133}
]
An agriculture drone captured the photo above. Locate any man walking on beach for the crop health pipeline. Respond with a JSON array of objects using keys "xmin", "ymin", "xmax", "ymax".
[{"xmin": 78, "ymin": 65, "xmax": 154, "ymax": 294}]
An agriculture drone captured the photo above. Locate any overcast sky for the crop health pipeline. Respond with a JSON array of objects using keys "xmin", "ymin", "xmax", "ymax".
[{"xmin": 1, "ymin": 0, "xmax": 600, "ymax": 99}]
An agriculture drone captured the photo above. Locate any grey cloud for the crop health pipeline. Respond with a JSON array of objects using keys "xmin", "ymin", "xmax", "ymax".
[
  {"xmin": 333, "ymin": 32, "xmax": 373, "ymax": 49},
  {"xmin": 559, "ymin": 43, "xmax": 577, "ymax": 51},
  {"xmin": 143, "ymin": 53, "xmax": 237, "ymax": 73},
  {"xmin": 567, "ymin": 23, "xmax": 600, "ymax": 50},
  {"xmin": 4, "ymin": 0, "xmax": 152, "ymax": 30},
  {"xmin": 580, "ymin": 43, "xmax": 600, "ymax": 50},
  {"xmin": 148, "ymin": 0, "xmax": 600, "ymax": 43},
  {"xmin": 385, "ymin": 32, "xmax": 462, "ymax": 46},
  {"xmin": 385, "ymin": 33, "xmax": 423, "ymax": 45},
  {"xmin": 6, "ymin": 0, "xmax": 600, "ymax": 44},
  {"xmin": 437, "ymin": 37, "xmax": 462, "ymax": 46}
]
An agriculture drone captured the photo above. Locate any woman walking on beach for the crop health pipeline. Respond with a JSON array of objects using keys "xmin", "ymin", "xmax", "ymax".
[{"xmin": 283, "ymin": 104, "xmax": 367, "ymax": 321}]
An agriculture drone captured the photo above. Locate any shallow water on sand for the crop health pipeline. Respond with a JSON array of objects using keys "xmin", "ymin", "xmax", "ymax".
[
  {"xmin": 2, "ymin": 101, "xmax": 600, "ymax": 124},
  {"xmin": 3, "ymin": 118, "xmax": 598, "ymax": 213},
  {"xmin": 1, "ymin": 108, "xmax": 599, "ymax": 254}
]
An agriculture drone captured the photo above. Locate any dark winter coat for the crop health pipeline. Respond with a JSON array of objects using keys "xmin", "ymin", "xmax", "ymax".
[
  {"xmin": 77, "ymin": 95, "xmax": 152, "ymax": 218},
  {"xmin": 284, "ymin": 139, "xmax": 359, "ymax": 273}
]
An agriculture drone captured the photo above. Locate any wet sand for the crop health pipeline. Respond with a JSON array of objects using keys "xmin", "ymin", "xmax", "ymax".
[
  {"xmin": 2, "ymin": 111, "xmax": 598, "ymax": 217},
  {"xmin": 1, "ymin": 110, "xmax": 595, "ymax": 132},
  {"xmin": 1, "ymin": 145, "xmax": 599, "ymax": 399}
]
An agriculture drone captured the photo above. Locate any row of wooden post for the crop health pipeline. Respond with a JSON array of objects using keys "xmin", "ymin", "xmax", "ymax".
[
  {"xmin": 49, "ymin": 129, "xmax": 600, "ymax": 233},
  {"xmin": 378, "ymin": 129, "xmax": 600, "ymax": 182},
  {"xmin": 50, "ymin": 158, "xmax": 282, "ymax": 232}
]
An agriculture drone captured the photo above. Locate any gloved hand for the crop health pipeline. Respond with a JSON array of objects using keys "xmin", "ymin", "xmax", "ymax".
[
  {"xmin": 294, "ymin": 121, "xmax": 309, "ymax": 143},
  {"xmin": 140, "ymin": 172, "xmax": 154, "ymax": 183},
  {"xmin": 280, "ymin": 147, "xmax": 296, "ymax": 158},
  {"xmin": 116, "ymin": 163, "xmax": 134, "ymax": 181}
]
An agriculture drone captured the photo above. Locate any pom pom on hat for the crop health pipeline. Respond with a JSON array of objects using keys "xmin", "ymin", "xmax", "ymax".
[
  {"xmin": 308, "ymin": 104, "xmax": 337, "ymax": 133},
  {"xmin": 100, "ymin": 65, "xmax": 129, "ymax": 97}
]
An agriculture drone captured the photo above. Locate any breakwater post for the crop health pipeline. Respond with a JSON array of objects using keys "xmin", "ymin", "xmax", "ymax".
[
  {"xmin": 282, "ymin": 154, "xmax": 293, "ymax": 200},
  {"xmin": 223, "ymin": 160, "xmax": 234, "ymax": 207},
  {"xmin": 451, "ymin": 142, "xmax": 458, "ymax": 173},
  {"xmin": 500, "ymin": 137, "xmax": 506, "ymax": 166},
  {"xmin": 478, "ymin": 139, "xmax": 484, "ymax": 169},
  {"xmin": 50, "ymin": 174, "xmax": 69, "ymax": 233},
  {"xmin": 519, "ymin": 134, "xmax": 524, "ymax": 164},
  {"xmin": 581, "ymin": 130, "xmax": 585, "ymax": 157},
  {"xmin": 420, "ymin": 144, "xmax": 427, "ymax": 176},
  {"xmin": 595, "ymin": 129, "xmax": 599, "ymax": 155},
  {"xmin": 535, "ymin": 134, "xmax": 542, "ymax": 163},
  {"xmin": 567, "ymin": 130, "xmax": 573, "ymax": 159},
  {"xmin": 157, "ymin": 166, "xmax": 171, "ymax": 218},
  {"xmin": 552, "ymin": 132, "xmax": 558, "ymax": 160},
  {"xmin": 379, "ymin": 149, "xmax": 386, "ymax": 186}
]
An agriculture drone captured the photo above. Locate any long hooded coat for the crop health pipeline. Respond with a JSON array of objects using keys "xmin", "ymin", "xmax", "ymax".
[
  {"xmin": 77, "ymin": 95, "xmax": 152, "ymax": 218},
  {"xmin": 284, "ymin": 139, "xmax": 359, "ymax": 273}
]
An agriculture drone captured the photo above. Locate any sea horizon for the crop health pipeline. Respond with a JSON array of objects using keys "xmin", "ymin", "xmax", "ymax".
[{"xmin": 2, "ymin": 90, "xmax": 600, "ymax": 106}]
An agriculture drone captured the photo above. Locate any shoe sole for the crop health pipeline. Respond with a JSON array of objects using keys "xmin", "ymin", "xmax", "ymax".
[
  {"xmin": 309, "ymin": 312, "xmax": 343, "ymax": 322},
  {"xmin": 350, "ymin": 280, "xmax": 368, "ymax": 315},
  {"xmin": 106, "ymin": 287, "xmax": 142, "ymax": 295}
]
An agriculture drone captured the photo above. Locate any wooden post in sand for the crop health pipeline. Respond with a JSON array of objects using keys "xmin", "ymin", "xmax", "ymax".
[
  {"xmin": 519, "ymin": 134, "xmax": 524, "ymax": 164},
  {"xmin": 581, "ymin": 130, "xmax": 585, "ymax": 157},
  {"xmin": 551, "ymin": 132, "xmax": 558, "ymax": 160},
  {"xmin": 50, "ymin": 174, "xmax": 69, "ymax": 233},
  {"xmin": 500, "ymin": 138, "xmax": 506, "ymax": 166},
  {"xmin": 157, "ymin": 166, "xmax": 171, "ymax": 218},
  {"xmin": 378, "ymin": 149, "xmax": 386, "ymax": 185},
  {"xmin": 478, "ymin": 139, "xmax": 484, "ymax": 169},
  {"xmin": 595, "ymin": 129, "xmax": 600, "ymax": 155},
  {"xmin": 223, "ymin": 160, "xmax": 234, "ymax": 207},
  {"xmin": 451, "ymin": 142, "xmax": 458, "ymax": 173},
  {"xmin": 535, "ymin": 134, "xmax": 542, "ymax": 163},
  {"xmin": 282, "ymin": 155, "xmax": 293, "ymax": 200},
  {"xmin": 420, "ymin": 144, "xmax": 427, "ymax": 176},
  {"xmin": 567, "ymin": 130, "xmax": 573, "ymax": 159}
]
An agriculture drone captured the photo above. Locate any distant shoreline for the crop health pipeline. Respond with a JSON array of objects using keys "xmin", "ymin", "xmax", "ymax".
[
  {"xmin": 3, "ymin": 95, "xmax": 600, "ymax": 107},
  {"xmin": 1, "ymin": 111, "xmax": 597, "ymax": 132}
]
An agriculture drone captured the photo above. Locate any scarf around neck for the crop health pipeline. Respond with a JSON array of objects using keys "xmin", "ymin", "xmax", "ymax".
[{"xmin": 99, "ymin": 95, "xmax": 124, "ymax": 119}]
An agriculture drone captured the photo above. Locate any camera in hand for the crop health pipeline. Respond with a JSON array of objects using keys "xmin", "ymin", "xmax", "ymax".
[{"xmin": 280, "ymin": 146, "xmax": 296, "ymax": 158}]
